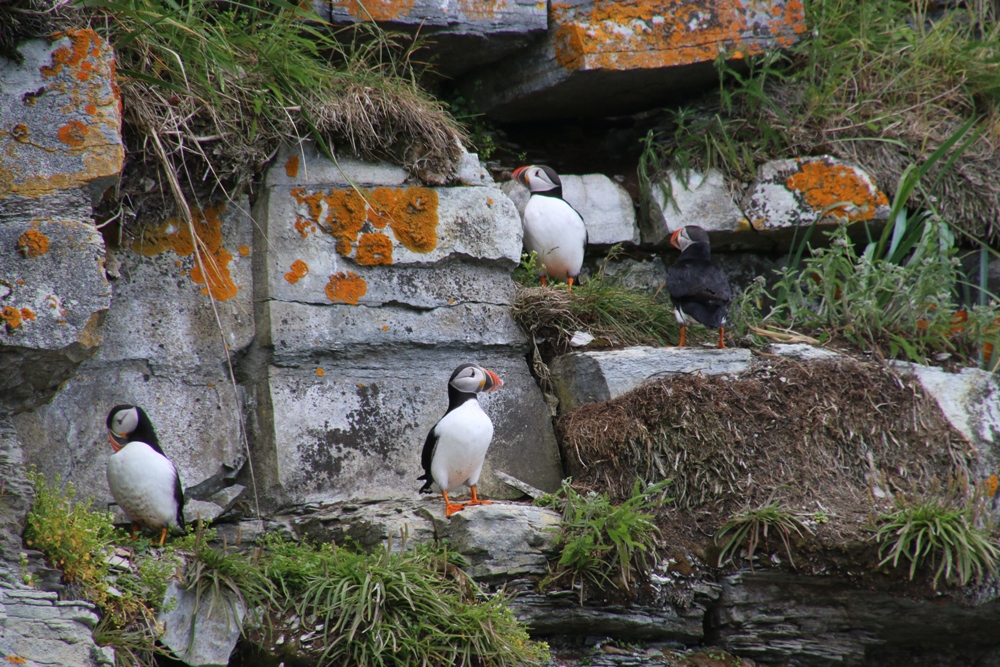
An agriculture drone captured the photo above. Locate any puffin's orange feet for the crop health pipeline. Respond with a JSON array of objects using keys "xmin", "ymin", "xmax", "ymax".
[
  {"xmin": 567, "ymin": 277, "xmax": 575, "ymax": 292},
  {"xmin": 442, "ymin": 490, "xmax": 466, "ymax": 517},
  {"xmin": 540, "ymin": 276, "xmax": 548, "ymax": 287},
  {"xmin": 675, "ymin": 326, "xmax": 687, "ymax": 348},
  {"xmin": 466, "ymin": 485, "xmax": 492, "ymax": 507},
  {"xmin": 716, "ymin": 326, "xmax": 727, "ymax": 349},
  {"xmin": 158, "ymin": 527, "xmax": 167, "ymax": 547},
  {"xmin": 131, "ymin": 523, "xmax": 140, "ymax": 540}
]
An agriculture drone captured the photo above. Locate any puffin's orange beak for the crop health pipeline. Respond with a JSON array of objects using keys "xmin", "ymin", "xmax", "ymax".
[
  {"xmin": 108, "ymin": 432, "xmax": 125, "ymax": 453},
  {"xmin": 484, "ymin": 369, "xmax": 503, "ymax": 392},
  {"xmin": 669, "ymin": 228, "xmax": 682, "ymax": 250},
  {"xmin": 512, "ymin": 166, "xmax": 528, "ymax": 184}
]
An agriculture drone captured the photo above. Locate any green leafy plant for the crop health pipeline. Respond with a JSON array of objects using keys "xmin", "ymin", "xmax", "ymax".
[
  {"xmin": 539, "ymin": 479, "xmax": 670, "ymax": 603},
  {"xmin": 875, "ymin": 498, "xmax": 999, "ymax": 589},
  {"xmin": 715, "ymin": 498, "xmax": 810, "ymax": 569}
]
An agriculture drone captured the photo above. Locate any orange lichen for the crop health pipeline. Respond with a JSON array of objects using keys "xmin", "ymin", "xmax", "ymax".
[
  {"xmin": 132, "ymin": 204, "xmax": 239, "ymax": 300},
  {"xmin": 316, "ymin": 368, "xmax": 325, "ymax": 377},
  {"xmin": 284, "ymin": 259, "xmax": 309, "ymax": 284},
  {"xmin": 11, "ymin": 124, "xmax": 29, "ymax": 142},
  {"xmin": 57, "ymin": 120, "xmax": 89, "ymax": 147},
  {"xmin": 786, "ymin": 160, "xmax": 889, "ymax": 222},
  {"xmin": 285, "ymin": 155, "xmax": 300, "ymax": 178},
  {"xmin": 331, "ymin": 0, "xmax": 415, "ymax": 21},
  {"xmin": 85, "ymin": 103, "xmax": 97, "ymax": 115},
  {"xmin": 986, "ymin": 474, "xmax": 999, "ymax": 498},
  {"xmin": 325, "ymin": 271, "xmax": 367, "ymax": 305},
  {"xmin": 457, "ymin": 0, "xmax": 501, "ymax": 21},
  {"xmin": 2, "ymin": 307, "xmax": 22, "ymax": 329},
  {"xmin": 20, "ymin": 308, "xmax": 35, "ymax": 321},
  {"xmin": 238, "ymin": 245, "xmax": 250, "ymax": 256},
  {"xmin": 389, "ymin": 187, "xmax": 439, "ymax": 252},
  {"xmin": 355, "ymin": 232, "xmax": 393, "ymax": 265},
  {"xmin": 40, "ymin": 29, "xmax": 98, "ymax": 78},
  {"xmin": 17, "ymin": 229, "xmax": 50, "ymax": 257},
  {"xmin": 550, "ymin": 0, "xmax": 806, "ymax": 72},
  {"xmin": 6, "ymin": 655, "xmax": 27, "ymax": 665}
]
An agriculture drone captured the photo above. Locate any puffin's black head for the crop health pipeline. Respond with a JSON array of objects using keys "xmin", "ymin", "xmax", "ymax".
[
  {"xmin": 670, "ymin": 225, "xmax": 711, "ymax": 252},
  {"xmin": 106, "ymin": 404, "xmax": 159, "ymax": 453},
  {"xmin": 448, "ymin": 363, "xmax": 503, "ymax": 395},
  {"xmin": 512, "ymin": 165, "xmax": 562, "ymax": 194}
]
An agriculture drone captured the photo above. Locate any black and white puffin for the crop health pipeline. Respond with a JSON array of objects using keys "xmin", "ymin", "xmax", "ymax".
[
  {"xmin": 105, "ymin": 405, "xmax": 185, "ymax": 545},
  {"xmin": 417, "ymin": 364, "xmax": 503, "ymax": 517},
  {"xmin": 512, "ymin": 165, "xmax": 588, "ymax": 290},
  {"xmin": 666, "ymin": 225, "xmax": 732, "ymax": 348}
]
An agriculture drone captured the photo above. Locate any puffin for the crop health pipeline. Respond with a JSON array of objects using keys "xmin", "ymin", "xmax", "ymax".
[
  {"xmin": 105, "ymin": 405, "xmax": 185, "ymax": 545},
  {"xmin": 665, "ymin": 225, "xmax": 732, "ymax": 348},
  {"xmin": 417, "ymin": 363, "xmax": 503, "ymax": 517},
  {"xmin": 512, "ymin": 165, "xmax": 588, "ymax": 290}
]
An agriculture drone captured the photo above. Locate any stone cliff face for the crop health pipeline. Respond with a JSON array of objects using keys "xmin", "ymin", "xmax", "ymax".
[{"xmin": 4, "ymin": 5, "xmax": 1000, "ymax": 667}]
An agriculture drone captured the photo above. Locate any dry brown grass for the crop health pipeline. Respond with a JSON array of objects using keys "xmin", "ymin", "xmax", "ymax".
[{"xmin": 556, "ymin": 356, "xmax": 973, "ymax": 544}]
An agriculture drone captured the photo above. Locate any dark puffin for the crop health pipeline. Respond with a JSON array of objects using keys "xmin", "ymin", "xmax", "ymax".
[
  {"xmin": 512, "ymin": 165, "xmax": 588, "ymax": 290},
  {"xmin": 418, "ymin": 364, "xmax": 503, "ymax": 517},
  {"xmin": 665, "ymin": 225, "xmax": 732, "ymax": 348},
  {"xmin": 105, "ymin": 405, "xmax": 185, "ymax": 545}
]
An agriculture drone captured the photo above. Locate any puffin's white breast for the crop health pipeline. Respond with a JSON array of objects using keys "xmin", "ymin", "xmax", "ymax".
[
  {"xmin": 107, "ymin": 442, "xmax": 181, "ymax": 530},
  {"xmin": 522, "ymin": 196, "xmax": 587, "ymax": 280},
  {"xmin": 430, "ymin": 400, "xmax": 494, "ymax": 492}
]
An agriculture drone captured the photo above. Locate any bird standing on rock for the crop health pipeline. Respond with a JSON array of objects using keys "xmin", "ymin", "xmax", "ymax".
[
  {"xmin": 105, "ymin": 405, "xmax": 185, "ymax": 546},
  {"xmin": 666, "ymin": 225, "xmax": 732, "ymax": 348},
  {"xmin": 512, "ymin": 165, "xmax": 587, "ymax": 290},
  {"xmin": 418, "ymin": 364, "xmax": 503, "ymax": 517}
]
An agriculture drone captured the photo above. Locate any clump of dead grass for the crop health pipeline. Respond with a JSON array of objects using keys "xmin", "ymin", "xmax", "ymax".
[
  {"xmin": 557, "ymin": 357, "xmax": 972, "ymax": 543},
  {"xmin": 643, "ymin": 0, "xmax": 1000, "ymax": 242},
  {"xmin": 83, "ymin": 0, "xmax": 464, "ymax": 222}
]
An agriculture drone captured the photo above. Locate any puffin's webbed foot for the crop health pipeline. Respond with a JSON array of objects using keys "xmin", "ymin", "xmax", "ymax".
[
  {"xmin": 716, "ymin": 326, "xmax": 727, "ymax": 349},
  {"xmin": 466, "ymin": 485, "xmax": 492, "ymax": 507},
  {"xmin": 442, "ymin": 490, "xmax": 466, "ymax": 517}
]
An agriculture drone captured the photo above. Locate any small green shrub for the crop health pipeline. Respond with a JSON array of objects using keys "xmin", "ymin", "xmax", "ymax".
[
  {"xmin": 875, "ymin": 498, "xmax": 999, "ymax": 589},
  {"xmin": 715, "ymin": 499, "xmax": 810, "ymax": 569},
  {"xmin": 539, "ymin": 479, "xmax": 670, "ymax": 602}
]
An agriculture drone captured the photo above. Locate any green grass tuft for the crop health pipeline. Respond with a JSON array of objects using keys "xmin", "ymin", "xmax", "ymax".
[
  {"xmin": 538, "ymin": 479, "xmax": 670, "ymax": 603},
  {"xmin": 876, "ymin": 498, "xmax": 999, "ymax": 589},
  {"xmin": 715, "ymin": 499, "xmax": 810, "ymax": 570}
]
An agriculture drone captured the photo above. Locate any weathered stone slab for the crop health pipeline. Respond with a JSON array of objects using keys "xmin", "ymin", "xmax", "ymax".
[
  {"xmin": 267, "ymin": 143, "xmax": 409, "ymax": 189},
  {"xmin": 594, "ymin": 252, "xmax": 779, "ymax": 301},
  {"xmin": 257, "ymin": 180, "xmax": 522, "ymax": 310},
  {"xmin": 466, "ymin": 0, "xmax": 807, "ymax": 121},
  {"xmin": 551, "ymin": 346, "xmax": 753, "ymax": 411},
  {"xmin": 160, "ymin": 579, "xmax": 244, "ymax": 667},
  {"xmin": 766, "ymin": 343, "xmax": 843, "ymax": 362},
  {"xmin": 96, "ymin": 199, "xmax": 254, "ymax": 366},
  {"xmin": 503, "ymin": 173, "xmax": 639, "ymax": 246},
  {"xmin": 0, "ymin": 212, "xmax": 110, "ymax": 412},
  {"xmin": 430, "ymin": 503, "xmax": 561, "ymax": 579},
  {"xmin": 740, "ymin": 156, "xmax": 890, "ymax": 246},
  {"xmin": 316, "ymin": 0, "xmax": 548, "ymax": 76},
  {"xmin": 0, "ymin": 31, "xmax": 123, "ymax": 203},
  {"xmin": 253, "ymin": 349, "xmax": 563, "ymax": 507},
  {"xmin": 642, "ymin": 169, "xmax": 742, "ymax": 247},
  {"xmin": 893, "ymin": 362, "xmax": 1000, "ymax": 483}
]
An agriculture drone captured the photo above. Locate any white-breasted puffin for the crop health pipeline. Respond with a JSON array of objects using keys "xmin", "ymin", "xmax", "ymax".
[
  {"xmin": 512, "ymin": 165, "xmax": 588, "ymax": 290},
  {"xmin": 105, "ymin": 405, "xmax": 185, "ymax": 545},
  {"xmin": 417, "ymin": 364, "xmax": 503, "ymax": 517},
  {"xmin": 665, "ymin": 225, "xmax": 732, "ymax": 348}
]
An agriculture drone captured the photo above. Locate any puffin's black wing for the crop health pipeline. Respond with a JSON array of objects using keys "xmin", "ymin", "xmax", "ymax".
[
  {"xmin": 173, "ymin": 473, "xmax": 186, "ymax": 529},
  {"xmin": 417, "ymin": 425, "xmax": 439, "ymax": 493},
  {"xmin": 666, "ymin": 260, "xmax": 732, "ymax": 328}
]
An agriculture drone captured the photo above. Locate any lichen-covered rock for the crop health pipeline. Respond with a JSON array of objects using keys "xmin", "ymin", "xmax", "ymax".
[
  {"xmin": 741, "ymin": 156, "xmax": 890, "ymax": 244},
  {"xmin": 250, "ymin": 147, "xmax": 563, "ymax": 509},
  {"xmin": 316, "ymin": 0, "xmax": 548, "ymax": 76},
  {"xmin": 13, "ymin": 200, "xmax": 252, "ymax": 508},
  {"xmin": 0, "ymin": 31, "xmax": 123, "ymax": 203},
  {"xmin": 503, "ymin": 173, "xmax": 639, "ymax": 246},
  {"xmin": 551, "ymin": 346, "xmax": 753, "ymax": 411},
  {"xmin": 467, "ymin": 0, "xmax": 808, "ymax": 121},
  {"xmin": 0, "ymin": 206, "xmax": 111, "ymax": 413}
]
